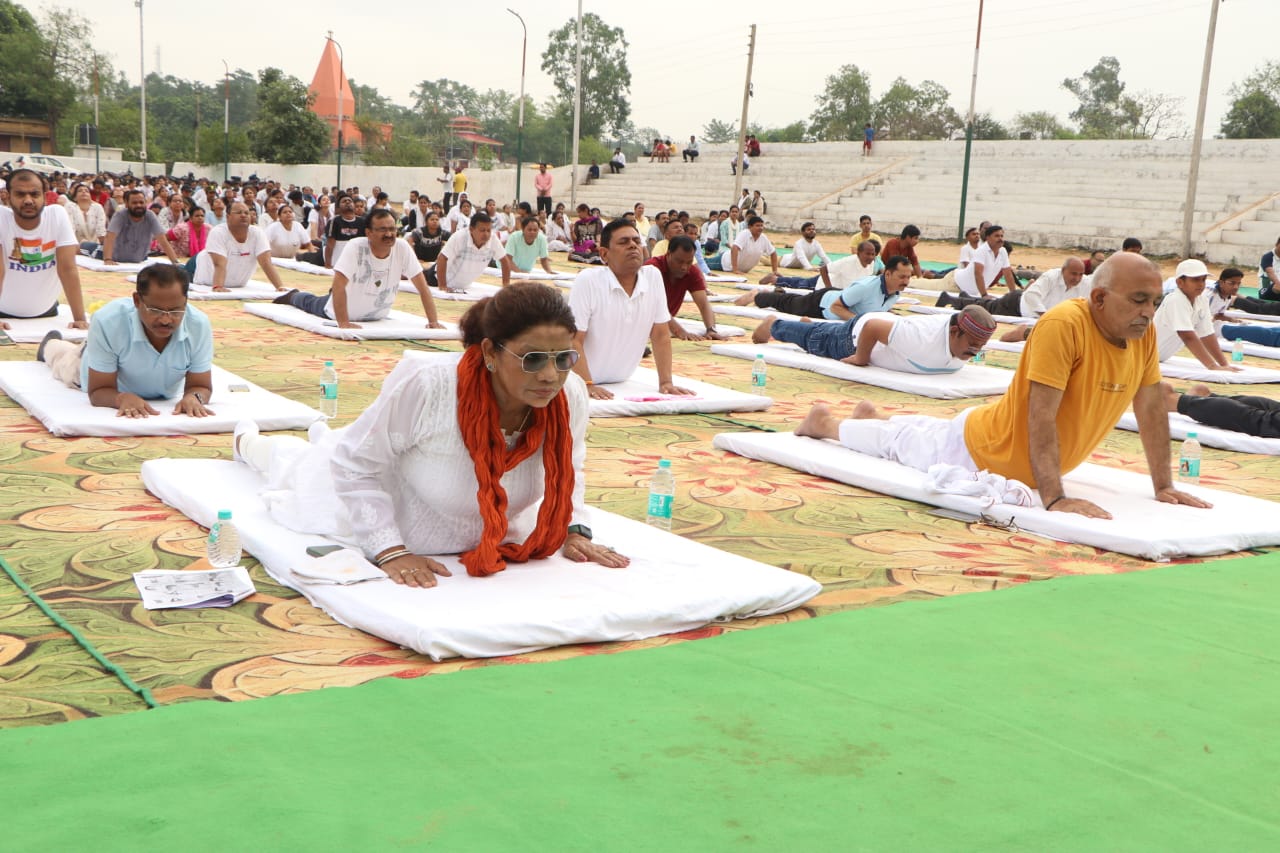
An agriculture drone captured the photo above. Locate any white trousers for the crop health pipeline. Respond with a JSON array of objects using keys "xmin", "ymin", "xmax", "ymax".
[{"xmin": 837, "ymin": 409, "xmax": 977, "ymax": 472}]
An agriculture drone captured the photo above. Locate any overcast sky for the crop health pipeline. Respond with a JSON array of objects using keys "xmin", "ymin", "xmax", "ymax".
[{"xmin": 38, "ymin": 0, "xmax": 1267, "ymax": 140}]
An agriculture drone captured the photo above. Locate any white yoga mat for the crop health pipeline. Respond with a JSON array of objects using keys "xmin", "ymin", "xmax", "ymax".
[
  {"xmin": 140, "ymin": 458, "xmax": 820, "ymax": 660},
  {"xmin": 272, "ymin": 257, "xmax": 334, "ymax": 276},
  {"xmin": 0, "ymin": 363, "xmax": 322, "ymax": 437},
  {"xmin": 713, "ymin": 304, "xmax": 841, "ymax": 325},
  {"xmin": 126, "ymin": 274, "xmax": 280, "ymax": 301},
  {"xmin": 675, "ymin": 318, "xmax": 745, "ymax": 338},
  {"xmin": 705, "ymin": 274, "xmax": 748, "ymax": 283},
  {"xmin": 1115, "ymin": 411, "xmax": 1280, "ymax": 455},
  {"xmin": 2, "ymin": 306, "xmax": 89, "ymax": 343},
  {"xmin": 398, "ymin": 350, "xmax": 771, "ymax": 417},
  {"xmin": 480, "ymin": 268, "xmax": 577, "ymax": 281},
  {"xmin": 988, "ymin": 339, "xmax": 1280, "ymax": 384},
  {"xmin": 1218, "ymin": 338, "xmax": 1280, "ymax": 361},
  {"xmin": 74, "ymin": 256, "xmax": 167, "ymax": 274},
  {"xmin": 710, "ymin": 343, "xmax": 1012, "ymax": 399},
  {"xmin": 398, "ymin": 281, "xmax": 501, "ymax": 302},
  {"xmin": 906, "ymin": 304, "xmax": 1035, "ymax": 326},
  {"xmin": 712, "ymin": 430, "xmax": 1280, "ymax": 562},
  {"xmin": 1224, "ymin": 310, "xmax": 1280, "ymax": 324},
  {"xmin": 242, "ymin": 303, "xmax": 460, "ymax": 341}
]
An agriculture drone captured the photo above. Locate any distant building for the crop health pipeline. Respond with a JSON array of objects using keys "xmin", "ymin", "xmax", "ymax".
[
  {"xmin": 0, "ymin": 118, "xmax": 53, "ymax": 154},
  {"xmin": 447, "ymin": 116, "xmax": 504, "ymax": 163},
  {"xmin": 307, "ymin": 38, "xmax": 390, "ymax": 151}
]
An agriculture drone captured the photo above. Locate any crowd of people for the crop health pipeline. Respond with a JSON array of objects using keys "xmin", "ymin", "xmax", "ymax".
[{"xmin": 6, "ymin": 158, "xmax": 1280, "ymax": 588}]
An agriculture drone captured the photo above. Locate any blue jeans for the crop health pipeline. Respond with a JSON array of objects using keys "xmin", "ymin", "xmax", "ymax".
[
  {"xmin": 775, "ymin": 273, "xmax": 821, "ymax": 290},
  {"xmin": 288, "ymin": 290, "xmax": 331, "ymax": 318},
  {"xmin": 1222, "ymin": 324, "xmax": 1280, "ymax": 348},
  {"xmin": 770, "ymin": 318, "xmax": 856, "ymax": 360}
]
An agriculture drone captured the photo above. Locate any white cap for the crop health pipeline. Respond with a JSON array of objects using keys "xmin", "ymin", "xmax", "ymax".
[{"xmin": 1176, "ymin": 259, "xmax": 1209, "ymax": 278}]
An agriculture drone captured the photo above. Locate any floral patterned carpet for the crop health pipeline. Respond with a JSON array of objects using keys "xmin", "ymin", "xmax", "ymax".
[{"xmin": 1, "ymin": 261, "xmax": 1276, "ymax": 728}]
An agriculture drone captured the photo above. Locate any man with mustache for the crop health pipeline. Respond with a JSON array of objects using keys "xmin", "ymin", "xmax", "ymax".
[
  {"xmin": 0, "ymin": 169, "xmax": 89, "ymax": 331},
  {"xmin": 795, "ymin": 253, "xmax": 1212, "ymax": 519}
]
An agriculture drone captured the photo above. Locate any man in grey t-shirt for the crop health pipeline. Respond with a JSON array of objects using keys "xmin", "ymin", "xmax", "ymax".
[{"xmin": 101, "ymin": 189, "xmax": 179, "ymax": 265}]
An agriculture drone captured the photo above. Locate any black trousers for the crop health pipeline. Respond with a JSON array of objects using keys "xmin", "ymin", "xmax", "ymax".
[
  {"xmin": 953, "ymin": 291, "xmax": 1023, "ymax": 317},
  {"xmin": 1179, "ymin": 393, "xmax": 1280, "ymax": 439},
  {"xmin": 1232, "ymin": 296, "xmax": 1280, "ymax": 315},
  {"xmin": 537, "ymin": 196, "xmax": 552, "ymax": 215},
  {"xmin": 753, "ymin": 290, "xmax": 827, "ymax": 318}
]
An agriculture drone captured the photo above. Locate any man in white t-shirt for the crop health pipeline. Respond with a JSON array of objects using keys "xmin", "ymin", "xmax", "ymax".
[
  {"xmin": 952, "ymin": 224, "xmax": 1019, "ymax": 298},
  {"xmin": 568, "ymin": 219, "xmax": 693, "ymax": 397},
  {"xmin": 780, "ymin": 222, "xmax": 832, "ymax": 270},
  {"xmin": 277, "ymin": 209, "xmax": 442, "ymax": 330},
  {"xmin": 762, "ymin": 240, "xmax": 883, "ymax": 290},
  {"xmin": 264, "ymin": 204, "xmax": 316, "ymax": 259},
  {"xmin": 1153, "ymin": 258, "xmax": 1239, "ymax": 371},
  {"xmin": 0, "ymin": 169, "xmax": 90, "ymax": 329},
  {"xmin": 192, "ymin": 203, "xmax": 288, "ymax": 291},
  {"xmin": 714, "ymin": 216, "xmax": 778, "ymax": 275},
  {"xmin": 430, "ymin": 212, "xmax": 512, "ymax": 292}
]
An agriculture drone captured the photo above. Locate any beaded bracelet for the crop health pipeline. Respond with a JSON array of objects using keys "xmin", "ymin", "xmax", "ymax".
[{"xmin": 374, "ymin": 549, "xmax": 412, "ymax": 567}]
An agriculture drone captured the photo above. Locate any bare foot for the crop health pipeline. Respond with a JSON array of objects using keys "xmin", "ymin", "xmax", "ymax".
[
  {"xmin": 751, "ymin": 315, "xmax": 777, "ymax": 344},
  {"xmin": 1188, "ymin": 384, "xmax": 1212, "ymax": 397},
  {"xmin": 758, "ymin": 273, "xmax": 778, "ymax": 286},
  {"xmin": 1158, "ymin": 381, "xmax": 1180, "ymax": 413},
  {"xmin": 851, "ymin": 400, "xmax": 879, "ymax": 419},
  {"xmin": 795, "ymin": 403, "xmax": 836, "ymax": 439},
  {"xmin": 733, "ymin": 291, "xmax": 757, "ymax": 306}
]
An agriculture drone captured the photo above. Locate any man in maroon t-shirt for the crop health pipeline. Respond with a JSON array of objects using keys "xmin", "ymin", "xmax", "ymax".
[
  {"xmin": 880, "ymin": 224, "xmax": 936, "ymax": 279},
  {"xmin": 645, "ymin": 235, "xmax": 724, "ymax": 341}
]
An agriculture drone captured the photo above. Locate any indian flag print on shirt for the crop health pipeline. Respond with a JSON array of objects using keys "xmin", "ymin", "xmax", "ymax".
[{"xmin": 11, "ymin": 235, "xmax": 56, "ymax": 267}]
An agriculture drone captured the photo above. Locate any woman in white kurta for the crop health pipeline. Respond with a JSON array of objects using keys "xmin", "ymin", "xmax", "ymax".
[{"xmin": 236, "ymin": 283, "xmax": 629, "ymax": 587}]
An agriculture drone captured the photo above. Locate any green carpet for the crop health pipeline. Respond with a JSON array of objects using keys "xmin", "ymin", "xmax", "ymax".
[{"xmin": 4, "ymin": 554, "xmax": 1280, "ymax": 851}]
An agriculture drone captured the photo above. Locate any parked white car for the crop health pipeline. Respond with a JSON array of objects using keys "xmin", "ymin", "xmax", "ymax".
[{"xmin": 10, "ymin": 154, "xmax": 70, "ymax": 174}]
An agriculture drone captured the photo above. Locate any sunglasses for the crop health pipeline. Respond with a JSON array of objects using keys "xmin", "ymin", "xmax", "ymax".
[{"xmin": 497, "ymin": 343, "xmax": 579, "ymax": 373}]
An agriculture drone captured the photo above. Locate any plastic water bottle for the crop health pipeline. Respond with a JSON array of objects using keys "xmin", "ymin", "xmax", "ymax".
[
  {"xmin": 206, "ymin": 510, "xmax": 242, "ymax": 568},
  {"xmin": 1178, "ymin": 432, "xmax": 1202, "ymax": 485},
  {"xmin": 751, "ymin": 354, "xmax": 767, "ymax": 388},
  {"xmin": 319, "ymin": 360, "xmax": 338, "ymax": 418},
  {"xmin": 1232, "ymin": 338, "xmax": 1245, "ymax": 363},
  {"xmin": 646, "ymin": 459, "xmax": 675, "ymax": 531}
]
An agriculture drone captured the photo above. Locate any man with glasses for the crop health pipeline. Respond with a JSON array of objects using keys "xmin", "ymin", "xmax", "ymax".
[
  {"xmin": 275, "ymin": 209, "xmax": 443, "ymax": 331},
  {"xmin": 191, "ymin": 201, "xmax": 289, "ymax": 292},
  {"xmin": 37, "ymin": 264, "xmax": 215, "ymax": 419}
]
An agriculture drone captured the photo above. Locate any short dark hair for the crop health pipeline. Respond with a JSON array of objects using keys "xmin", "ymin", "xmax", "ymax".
[
  {"xmin": 135, "ymin": 262, "xmax": 190, "ymax": 296},
  {"xmin": 746, "ymin": 216, "xmax": 764, "ymax": 227},
  {"xmin": 601, "ymin": 218, "xmax": 639, "ymax": 247},
  {"xmin": 9, "ymin": 168, "xmax": 46, "ymax": 189},
  {"xmin": 901, "ymin": 224, "xmax": 921, "ymax": 239},
  {"xmin": 365, "ymin": 208, "xmax": 397, "ymax": 229},
  {"xmin": 801, "ymin": 221, "xmax": 815, "ymax": 231},
  {"xmin": 469, "ymin": 212, "xmax": 493, "ymax": 227},
  {"xmin": 859, "ymin": 214, "xmax": 872, "ymax": 224},
  {"xmin": 884, "ymin": 255, "xmax": 912, "ymax": 272},
  {"xmin": 124, "ymin": 188, "xmax": 145, "ymax": 202},
  {"xmin": 520, "ymin": 216, "xmax": 539, "ymax": 229},
  {"xmin": 667, "ymin": 235, "xmax": 696, "ymax": 255},
  {"xmin": 982, "ymin": 224, "xmax": 1003, "ymax": 239},
  {"xmin": 1122, "ymin": 237, "xmax": 1143, "ymax": 251},
  {"xmin": 459, "ymin": 281, "xmax": 576, "ymax": 348},
  {"xmin": 1220, "ymin": 267, "xmax": 1244, "ymax": 281}
]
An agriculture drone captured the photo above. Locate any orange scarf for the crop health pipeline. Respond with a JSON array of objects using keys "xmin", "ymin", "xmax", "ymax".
[{"xmin": 456, "ymin": 346, "xmax": 574, "ymax": 576}]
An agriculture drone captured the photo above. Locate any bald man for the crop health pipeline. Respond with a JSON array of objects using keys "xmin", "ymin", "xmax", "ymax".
[
  {"xmin": 939, "ymin": 257, "xmax": 1089, "ymax": 319},
  {"xmin": 797, "ymin": 253, "xmax": 1212, "ymax": 519}
]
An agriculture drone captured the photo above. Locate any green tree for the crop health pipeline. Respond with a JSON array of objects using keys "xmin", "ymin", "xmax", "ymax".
[
  {"xmin": 700, "ymin": 118, "xmax": 737, "ymax": 144},
  {"xmin": 970, "ymin": 112, "xmax": 1011, "ymax": 140},
  {"xmin": 0, "ymin": 2, "xmax": 76, "ymax": 150},
  {"xmin": 1220, "ymin": 90, "xmax": 1280, "ymax": 139},
  {"xmin": 195, "ymin": 124, "xmax": 252, "ymax": 168},
  {"xmin": 1012, "ymin": 110, "xmax": 1072, "ymax": 140},
  {"xmin": 248, "ymin": 67, "xmax": 330, "ymax": 165},
  {"xmin": 872, "ymin": 78, "xmax": 961, "ymax": 140},
  {"xmin": 808, "ymin": 64, "xmax": 873, "ymax": 141},
  {"xmin": 1062, "ymin": 56, "xmax": 1141, "ymax": 138},
  {"xmin": 755, "ymin": 121, "xmax": 808, "ymax": 143},
  {"xmin": 540, "ymin": 13, "xmax": 631, "ymax": 138}
]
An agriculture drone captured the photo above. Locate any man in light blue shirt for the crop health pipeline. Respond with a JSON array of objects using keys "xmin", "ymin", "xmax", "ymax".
[
  {"xmin": 734, "ymin": 255, "xmax": 913, "ymax": 320},
  {"xmin": 39, "ymin": 264, "xmax": 216, "ymax": 418}
]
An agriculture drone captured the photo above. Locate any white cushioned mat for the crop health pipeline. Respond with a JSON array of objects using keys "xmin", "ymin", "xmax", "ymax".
[
  {"xmin": 710, "ymin": 343, "xmax": 1013, "ymax": 399},
  {"xmin": 0, "ymin": 363, "xmax": 322, "ymax": 436},
  {"xmin": 74, "ymin": 256, "xmax": 167, "ymax": 273},
  {"xmin": 2, "ymin": 306, "xmax": 89, "ymax": 343},
  {"xmin": 398, "ymin": 281, "xmax": 502, "ymax": 301},
  {"xmin": 126, "ymin": 275, "xmax": 280, "ymax": 301},
  {"xmin": 1224, "ymin": 310, "xmax": 1280, "ymax": 324},
  {"xmin": 242, "ymin": 303, "xmax": 460, "ymax": 341},
  {"xmin": 906, "ymin": 304, "xmax": 1034, "ymax": 325},
  {"xmin": 1218, "ymin": 338, "xmax": 1280, "ymax": 361},
  {"xmin": 400, "ymin": 350, "xmax": 771, "ymax": 417},
  {"xmin": 713, "ymin": 430, "xmax": 1280, "ymax": 561},
  {"xmin": 272, "ymin": 257, "xmax": 334, "ymax": 276},
  {"xmin": 675, "ymin": 318, "xmax": 745, "ymax": 337},
  {"xmin": 1116, "ymin": 411, "xmax": 1280, "ymax": 455},
  {"xmin": 987, "ymin": 339, "xmax": 1280, "ymax": 383},
  {"xmin": 140, "ymin": 458, "xmax": 820, "ymax": 660},
  {"xmin": 712, "ymin": 304, "xmax": 840, "ymax": 324}
]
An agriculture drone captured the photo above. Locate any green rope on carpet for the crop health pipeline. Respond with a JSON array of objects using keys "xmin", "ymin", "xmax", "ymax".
[
  {"xmin": 0, "ymin": 555, "xmax": 159, "ymax": 710},
  {"xmin": 400, "ymin": 340, "xmax": 455, "ymax": 351},
  {"xmin": 696, "ymin": 413, "xmax": 778, "ymax": 432}
]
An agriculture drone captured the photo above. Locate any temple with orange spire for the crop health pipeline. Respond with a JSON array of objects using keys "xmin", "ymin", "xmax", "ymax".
[{"xmin": 308, "ymin": 33, "xmax": 364, "ymax": 148}]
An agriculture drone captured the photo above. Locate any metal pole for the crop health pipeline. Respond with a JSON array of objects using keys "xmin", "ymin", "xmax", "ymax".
[
  {"xmin": 569, "ymin": 0, "xmax": 583, "ymax": 211},
  {"xmin": 222, "ymin": 60, "xmax": 230, "ymax": 183},
  {"xmin": 957, "ymin": 0, "xmax": 984, "ymax": 240},
  {"xmin": 1181, "ymin": 0, "xmax": 1222, "ymax": 258},
  {"xmin": 508, "ymin": 9, "xmax": 527, "ymax": 204},
  {"xmin": 733, "ymin": 24, "xmax": 757, "ymax": 205},
  {"xmin": 194, "ymin": 90, "xmax": 200, "ymax": 162},
  {"xmin": 136, "ymin": 0, "xmax": 147, "ymax": 175},
  {"xmin": 329, "ymin": 34, "xmax": 346, "ymax": 192},
  {"xmin": 93, "ymin": 62, "xmax": 100, "ymax": 174}
]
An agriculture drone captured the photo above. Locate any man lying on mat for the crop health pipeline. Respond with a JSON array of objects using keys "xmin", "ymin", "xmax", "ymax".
[
  {"xmin": 568, "ymin": 219, "xmax": 694, "ymax": 400},
  {"xmin": 234, "ymin": 283, "xmax": 628, "ymax": 588},
  {"xmin": 751, "ymin": 304, "xmax": 996, "ymax": 372},
  {"xmin": 275, "ymin": 209, "xmax": 443, "ymax": 332},
  {"xmin": 1161, "ymin": 382, "xmax": 1280, "ymax": 439},
  {"xmin": 733, "ymin": 256, "xmax": 912, "ymax": 321},
  {"xmin": 796, "ymin": 253, "xmax": 1212, "ymax": 519},
  {"xmin": 0, "ymin": 169, "xmax": 90, "ymax": 332},
  {"xmin": 37, "ymin": 264, "xmax": 214, "ymax": 419},
  {"xmin": 755, "ymin": 240, "xmax": 883, "ymax": 292}
]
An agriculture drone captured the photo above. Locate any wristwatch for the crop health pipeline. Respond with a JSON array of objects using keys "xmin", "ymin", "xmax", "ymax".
[{"xmin": 567, "ymin": 524, "xmax": 593, "ymax": 540}]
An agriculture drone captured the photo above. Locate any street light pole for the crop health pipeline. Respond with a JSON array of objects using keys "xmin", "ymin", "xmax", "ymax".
[
  {"xmin": 569, "ymin": 0, "xmax": 583, "ymax": 210},
  {"xmin": 508, "ymin": 8, "xmax": 527, "ymax": 205},
  {"xmin": 136, "ymin": 0, "xmax": 147, "ymax": 176},
  {"xmin": 328, "ymin": 33, "xmax": 345, "ymax": 192},
  {"xmin": 957, "ymin": 0, "xmax": 985, "ymax": 240},
  {"xmin": 1181, "ymin": 0, "xmax": 1224, "ymax": 257},
  {"xmin": 93, "ymin": 60, "xmax": 100, "ymax": 173},
  {"xmin": 222, "ymin": 60, "xmax": 230, "ymax": 183}
]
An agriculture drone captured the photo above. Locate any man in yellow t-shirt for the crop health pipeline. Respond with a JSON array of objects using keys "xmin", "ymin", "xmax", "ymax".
[
  {"xmin": 452, "ymin": 167, "xmax": 468, "ymax": 197},
  {"xmin": 795, "ymin": 252, "xmax": 1213, "ymax": 519}
]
